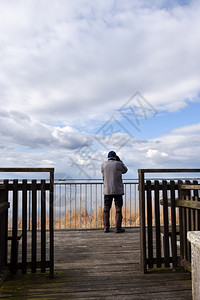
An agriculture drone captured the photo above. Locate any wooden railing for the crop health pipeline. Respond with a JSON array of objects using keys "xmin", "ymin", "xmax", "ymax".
[
  {"xmin": 0, "ymin": 168, "xmax": 54, "ymax": 277},
  {"xmin": 178, "ymin": 183, "xmax": 200, "ymax": 271},
  {"xmin": 139, "ymin": 169, "xmax": 200, "ymax": 273},
  {"xmin": 0, "ymin": 185, "xmax": 9, "ymax": 277}
]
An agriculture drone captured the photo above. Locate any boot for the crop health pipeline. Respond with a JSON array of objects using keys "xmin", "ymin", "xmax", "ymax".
[
  {"xmin": 115, "ymin": 207, "xmax": 125, "ymax": 233},
  {"xmin": 103, "ymin": 207, "xmax": 110, "ymax": 233}
]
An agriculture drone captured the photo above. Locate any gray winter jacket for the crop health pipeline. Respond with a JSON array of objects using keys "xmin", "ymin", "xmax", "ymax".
[{"xmin": 101, "ymin": 158, "xmax": 128, "ymax": 195}]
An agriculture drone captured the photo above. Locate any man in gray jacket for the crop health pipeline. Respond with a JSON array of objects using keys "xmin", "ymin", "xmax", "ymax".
[{"xmin": 101, "ymin": 151, "xmax": 128, "ymax": 233}]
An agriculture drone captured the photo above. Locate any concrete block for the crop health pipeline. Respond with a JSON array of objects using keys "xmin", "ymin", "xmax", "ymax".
[{"xmin": 187, "ymin": 231, "xmax": 200, "ymax": 300}]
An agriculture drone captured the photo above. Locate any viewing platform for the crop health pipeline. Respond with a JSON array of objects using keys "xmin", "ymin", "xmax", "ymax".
[
  {"xmin": 1, "ymin": 168, "xmax": 199, "ymax": 299},
  {"xmin": 1, "ymin": 228, "xmax": 192, "ymax": 299}
]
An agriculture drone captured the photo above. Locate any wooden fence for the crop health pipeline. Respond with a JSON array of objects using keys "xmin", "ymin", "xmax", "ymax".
[
  {"xmin": 139, "ymin": 169, "xmax": 200, "ymax": 273},
  {"xmin": 0, "ymin": 185, "xmax": 9, "ymax": 277},
  {"xmin": 0, "ymin": 168, "xmax": 54, "ymax": 277},
  {"xmin": 178, "ymin": 183, "xmax": 200, "ymax": 270}
]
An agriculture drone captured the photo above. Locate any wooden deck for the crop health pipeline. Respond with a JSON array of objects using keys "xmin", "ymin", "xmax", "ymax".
[{"xmin": 0, "ymin": 228, "xmax": 192, "ymax": 299}]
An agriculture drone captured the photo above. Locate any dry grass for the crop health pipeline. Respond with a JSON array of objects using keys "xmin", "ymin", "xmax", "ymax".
[
  {"xmin": 54, "ymin": 206, "xmax": 140, "ymax": 229},
  {"xmin": 10, "ymin": 206, "xmax": 140, "ymax": 230},
  {"xmin": 10, "ymin": 204, "xmax": 178, "ymax": 230}
]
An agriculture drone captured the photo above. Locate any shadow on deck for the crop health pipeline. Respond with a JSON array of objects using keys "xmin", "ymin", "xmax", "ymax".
[{"xmin": 0, "ymin": 228, "xmax": 192, "ymax": 299}]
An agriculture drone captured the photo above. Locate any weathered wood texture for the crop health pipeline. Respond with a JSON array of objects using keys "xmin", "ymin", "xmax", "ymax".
[
  {"xmin": 139, "ymin": 174, "xmax": 200, "ymax": 273},
  {"xmin": 1, "ymin": 177, "xmax": 54, "ymax": 276},
  {"xmin": 1, "ymin": 229, "xmax": 192, "ymax": 299},
  {"xmin": 139, "ymin": 178, "xmax": 182, "ymax": 272},
  {"xmin": 4, "ymin": 179, "xmax": 53, "ymax": 275},
  {"xmin": 0, "ymin": 185, "xmax": 9, "ymax": 277},
  {"xmin": 178, "ymin": 183, "xmax": 200, "ymax": 271},
  {"xmin": 0, "ymin": 168, "xmax": 54, "ymax": 277}
]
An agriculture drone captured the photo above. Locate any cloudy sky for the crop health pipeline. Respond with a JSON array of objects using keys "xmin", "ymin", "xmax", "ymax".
[{"xmin": 0, "ymin": 0, "xmax": 200, "ymax": 179}]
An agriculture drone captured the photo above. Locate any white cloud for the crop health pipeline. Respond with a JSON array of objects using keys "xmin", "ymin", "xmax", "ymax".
[
  {"xmin": 0, "ymin": 110, "xmax": 92, "ymax": 150},
  {"xmin": 0, "ymin": 0, "xmax": 200, "ymax": 124},
  {"xmin": 0, "ymin": 1, "xmax": 200, "ymax": 178},
  {"xmin": 52, "ymin": 126, "xmax": 91, "ymax": 149},
  {"xmin": 0, "ymin": 120, "xmax": 200, "ymax": 179},
  {"xmin": 146, "ymin": 149, "xmax": 168, "ymax": 159},
  {"xmin": 129, "ymin": 122, "xmax": 200, "ymax": 173}
]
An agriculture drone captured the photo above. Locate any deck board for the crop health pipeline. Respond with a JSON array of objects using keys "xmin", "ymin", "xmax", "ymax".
[{"xmin": 0, "ymin": 228, "xmax": 192, "ymax": 299}]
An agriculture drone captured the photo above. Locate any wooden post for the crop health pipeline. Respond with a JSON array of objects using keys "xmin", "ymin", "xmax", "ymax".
[
  {"xmin": 22, "ymin": 180, "xmax": 27, "ymax": 274},
  {"xmin": 162, "ymin": 180, "xmax": 170, "ymax": 267},
  {"xmin": 170, "ymin": 180, "xmax": 178, "ymax": 268},
  {"xmin": 3, "ymin": 180, "xmax": 9, "ymax": 267},
  {"xmin": 50, "ymin": 169, "xmax": 54, "ymax": 278},
  {"xmin": 41, "ymin": 180, "xmax": 46, "ymax": 273},
  {"xmin": 154, "ymin": 180, "xmax": 161, "ymax": 268},
  {"xmin": 178, "ymin": 180, "xmax": 184, "ymax": 261},
  {"xmin": 138, "ymin": 170, "xmax": 147, "ymax": 273},
  {"xmin": 11, "ymin": 180, "xmax": 18, "ymax": 275},
  {"xmin": 0, "ymin": 183, "xmax": 9, "ymax": 274},
  {"xmin": 146, "ymin": 180, "xmax": 153, "ymax": 268},
  {"xmin": 32, "ymin": 180, "xmax": 37, "ymax": 273}
]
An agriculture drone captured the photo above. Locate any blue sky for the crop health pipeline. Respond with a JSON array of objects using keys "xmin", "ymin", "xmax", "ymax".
[
  {"xmin": 0, "ymin": 0, "xmax": 200, "ymax": 179},
  {"xmin": 134, "ymin": 101, "xmax": 200, "ymax": 139}
]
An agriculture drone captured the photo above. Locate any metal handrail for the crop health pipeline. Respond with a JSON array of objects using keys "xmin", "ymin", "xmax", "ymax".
[{"xmin": 54, "ymin": 180, "xmax": 139, "ymax": 230}]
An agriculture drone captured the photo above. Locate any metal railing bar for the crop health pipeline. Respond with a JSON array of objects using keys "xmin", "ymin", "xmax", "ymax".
[
  {"xmin": 75, "ymin": 184, "xmax": 77, "ymax": 229},
  {"xmin": 80, "ymin": 184, "xmax": 82, "ymax": 229},
  {"xmin": 7, "ymin": 180, "xmax": 140, "ymax": 231},
  {"xmin": 85, "ymin": 184, "xmax": 87, "ymax": 229},
  {"xmin": 129, "ymin": 184, "xmax": 131, "ymax": 227},
  {"xmin": 70, "ymin": 184, "xmax": 72, "ymax": 229},
  {"xmin": 124, "ymin": 184, "xmax": 127, "ymax": 227},
  {"xmin": 101, "ymin": 184, "xmax": 103, "ymax": 228},
  {"xmin": 64, "ymin": 185, "xmax": 66, "ymax": 229}
]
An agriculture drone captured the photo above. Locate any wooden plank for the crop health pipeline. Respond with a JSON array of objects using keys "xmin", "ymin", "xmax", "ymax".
[
  {"xmin": 154, "ymin": 180, "xmax": 161, "ymax": 268},
  {"xmin": 1, "ymin": 229, "xmax": 192, "ymax": 299},
  {"xmin": 3, "ymin": 180, "xmax": 9, "ymax": 268},
  {"xmin": 0, "ymin": 184, "xmax": 6, "ymax": 190},
  {"xmin": 182, "ymin": 198, "xmax": 187, "ymax": 263},
  {"xmin": 170, "ymin": 180, "xmax": 178, "ymax": 268},
  {"xmin": 10, "ymin": 179, "xmax": 18, "ymax": 275},
  {"xmin": 138, "ymin": 168, "xmax": 200, "ymax": 173},
  {"xmin": 176, "ymin": 199, "xmax": 200, "ymax": 210},
  {"xmin": 0, "ymin": 167, "xmax": 54, "ymax": 173},
  {"xmin": 146, "ymin": 183, "xmax": 179, "ymax": 191},
  {"xmin": 178, "ymin": 180, "xmax": 184, "ymax": 260},
  {"xmin": 31, "ymin": 180, "xmax": 37, "ymax": 273},
  {"xmin": 5, "ymin": 182, "xmax": 51, "ymax": 191},
  {"xmin": 194, "ymin": 182, "xmax": 200, "ymax": 230},
  {"xmin": 146, "ymin": 180, "xmax": 153, "ymax": 268},
  {"xmin": 193, "ymin": 180, "xmax": 199, "ymax": 231},
  {"xmin": 185, "ymin": 180, "xmax": 191, "ymax": 263},
  {"xmin": 41, "ymin": 180, "xmax": 46, "ymax": 273},
  {"xmin": 0, "ymin": 202, "xmax": 9, "ymax": 214},
  {"xmin": 180, "ymin": 184, "xmax": 200, "ymax": 190},
  {"xmin": 0, "ymin": 183, "xmax": 8, "ymax": 274},
  {"xmin": 22, "ymin": 180, "xmax": 27, "ymax": 274},
  {"xmin": 181, "ymin": 180, "xmax": 188, "ymax": 264},
  {"xmin": 162, "ymin": 180, "xmax": 170, "ymax": 267},
  {"xmin": 49, "ymin": 170, "xmax": 54, "ymax": 277},
  {"xmin": 138, "ymin": 171, "xmax": 147, "ymax": 273}
]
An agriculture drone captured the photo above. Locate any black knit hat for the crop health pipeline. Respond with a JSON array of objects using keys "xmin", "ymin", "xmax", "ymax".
[{"xmin": 108, "ymin": 151, "xmax": 116, "ymax": 158}]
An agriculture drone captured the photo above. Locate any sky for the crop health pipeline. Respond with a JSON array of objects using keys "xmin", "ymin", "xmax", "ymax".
[{"xmin": 0, "ymin": 0, "xmax": 200, "ymax": 180}]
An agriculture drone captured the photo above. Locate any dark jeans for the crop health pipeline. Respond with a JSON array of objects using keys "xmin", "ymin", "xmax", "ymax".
[{"xmin": 104, "ymin": 195, "xmax": 123, "ymax": 209}]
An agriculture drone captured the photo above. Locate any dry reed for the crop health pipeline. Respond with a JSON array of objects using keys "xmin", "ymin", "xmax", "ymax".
[
  {"xmin": 9, "ymin": 204, "xmax": 178, "ymax": 230},
  {"xmin": 10, "ymin": 206, "xmax": 140, "ymax": 230}
]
